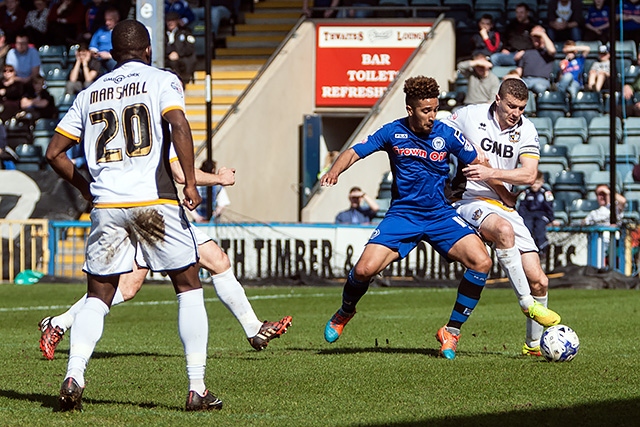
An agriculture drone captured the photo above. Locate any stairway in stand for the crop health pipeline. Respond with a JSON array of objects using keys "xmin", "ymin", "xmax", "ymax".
[{"xmin": 185, "ymin": 0, "xmax": 303, "ymax": 144}]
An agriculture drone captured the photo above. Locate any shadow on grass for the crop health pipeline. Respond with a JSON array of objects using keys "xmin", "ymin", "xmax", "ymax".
[
  {"xmin": 43, "ymin": 349, "xmax": 180, "ymax": 360},
  {"xmin": 0, "ymin": 388, "xmax": 180, "ymax": 412},
  {"xmin": 351, "ymin": 396, "xmax": 640, "ymax": 427}
]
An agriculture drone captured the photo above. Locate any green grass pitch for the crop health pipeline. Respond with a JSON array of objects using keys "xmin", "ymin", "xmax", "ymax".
[{"xmin": 0, "ymin": 283, "xmax": 639, "ymax": 427}]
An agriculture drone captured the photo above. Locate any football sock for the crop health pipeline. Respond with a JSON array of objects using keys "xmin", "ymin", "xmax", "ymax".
[
  {"xmin": 177, "ymin": 288, "xmax": 208, "ymax": 395},
  {"xmin": 526, "ymin": 294, "xmax": 547, "ymax": 347},
  {"xmin": 52, "ymin": 288, "xmax": 125, "ymax": 333},
  {"xmin": 66, "ymin": 297, "xmax": 110, "ymax": 388},
  {"xmin": 341, "ymin": 269, "xmax": 371, "ymax": 314},
  {"xmin": 446, "ymin": 269, "xmax": 487, "ymax": 330},
  {"xmin": 211, "ymin": 267, "xmax": 262, "ymax": 337},
  {"xmin": 496, "ymin": 246, "xmax": 535, "ymax": 309}
]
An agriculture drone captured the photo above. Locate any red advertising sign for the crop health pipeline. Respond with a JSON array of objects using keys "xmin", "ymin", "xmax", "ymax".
[{"xmin": 316, "ymin": 23, "xmax": 433, "ymax": 108}]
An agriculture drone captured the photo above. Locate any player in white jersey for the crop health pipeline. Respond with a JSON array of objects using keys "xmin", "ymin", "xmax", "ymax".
[
  {"xmin": 45, "ymin": 20, "xmax": 217, "ymax": 412},
  {"xmin": 38, "ymin": 157, "xmax": 292, "ymax": 359},
  {"xmin": 442, "ymin": 78, "xmax": 561, "ymax": 357}
]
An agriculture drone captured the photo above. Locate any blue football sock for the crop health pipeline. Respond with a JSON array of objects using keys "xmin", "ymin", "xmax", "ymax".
[{"xmin": 447, "ymin": 269, "xmax": 487, "ymax": 330}]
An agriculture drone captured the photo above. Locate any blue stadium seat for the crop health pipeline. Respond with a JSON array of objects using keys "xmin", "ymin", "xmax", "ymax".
[
  {"xmin": 570, "ymin": 91, "xmax": 603, "ymax": 124},
  {"xmin": 553, "ymin": 170, "xmax": 585, "ymax": 194},
  {"xmin": 529, "ymin": 116, "xmax": 553, "ymax": 145},
  {"xmin": 536, "ymin": 91, "xmax": 569, "ymax": 124},
  {"xmin": 554, "ymin": 117, "xmax": 588, "ymax": 142}
]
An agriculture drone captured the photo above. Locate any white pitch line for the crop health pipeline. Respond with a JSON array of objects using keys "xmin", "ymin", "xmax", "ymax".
[{"xmin": 0, "ymin": 289, "xmax": 414, "ymax": 313}]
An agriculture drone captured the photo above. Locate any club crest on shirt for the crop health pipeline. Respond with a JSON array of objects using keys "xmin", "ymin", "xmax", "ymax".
[
  {"xmin": 369, "ymin": 229, "xmax": 381, "ymax": 240},
  {"xmin": 432, "ymin": 136, "xmax": 445, "ymax": 150},
  {"xmin": 479, "ymin": 122, "xmax": 486, "ymax": 130},
  {"xmin": 472, "ymin": 208, "xmax": 483, "ymax": 221},
  {"xmin": 171, "ymin": 80, "xmax": 183, "ymax": 96},
  {"xmin": 509, "ymin": 130, "xmax": 520, "ymax": 143}
]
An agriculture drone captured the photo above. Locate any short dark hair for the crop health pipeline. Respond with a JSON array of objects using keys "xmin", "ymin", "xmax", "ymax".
[
  {"xmin": 480, "ymin": 14, "xmax": 493, "ymax": 23},
  {"xmin": 111, "ymin": 19, "xmax": 150, "ymax": 62},
  {"xmin": 498, "ymin": 78, "xmax": 528, "ymax": 101},
  {"xmin": 404, "ymin": 76, "xmax": 440, "ymax": 108},
  {"xmin": 200, "ymin": 160, "xmax": 217, "ymax": 173}
]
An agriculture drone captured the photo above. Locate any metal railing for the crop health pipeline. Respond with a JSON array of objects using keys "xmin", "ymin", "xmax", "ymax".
[{"xmin": 0, "ymin": 219, "xmax": 49, "ymax": 283}]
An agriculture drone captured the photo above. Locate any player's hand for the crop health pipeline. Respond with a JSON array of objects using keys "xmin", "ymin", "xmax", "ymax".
[
  {"xmin": 462, "ymin": 164, "xmax": 493, "ymax": 181},
  {"xmin": 217, "ymin": 167, "xmax": 236, "ymax": 186},
  {"xmin": 182, "ymin": 185, "xmax": 202, "ymax": 210},
  {"xmin": 320, "ymin": 171, "xmax": 338, "ymax": 187}
]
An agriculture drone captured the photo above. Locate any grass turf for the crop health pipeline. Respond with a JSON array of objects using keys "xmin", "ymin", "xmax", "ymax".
[{"xmin": 0, "ymin": 283, "xmax": 639, "ymax": 426}]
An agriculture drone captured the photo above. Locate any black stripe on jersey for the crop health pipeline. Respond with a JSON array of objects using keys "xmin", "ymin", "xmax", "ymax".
[{"xmin": 157, "ymin": 121, "xmax": 179, "ymax": 201}]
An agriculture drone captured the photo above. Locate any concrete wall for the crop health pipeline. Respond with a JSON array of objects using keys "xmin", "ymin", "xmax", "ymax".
[
  {"xmin": 196, "ymin": 21, "xmax": 317, "ymax": 223},
  {"xmin": 301, "ymin": 19, "xmax": 456, "ymax": 223}
]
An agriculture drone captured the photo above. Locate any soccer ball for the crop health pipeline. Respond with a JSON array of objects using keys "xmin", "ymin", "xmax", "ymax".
[{"xmin": 540, "ymin": 324, "xmax": 580, "ymax": 362}]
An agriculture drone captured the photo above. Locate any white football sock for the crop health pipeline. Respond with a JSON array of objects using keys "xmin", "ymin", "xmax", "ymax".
[
  {"xmin": 526, "ymin": 294, "xmax": 548, "ymax": 347},
  {"xmin": 66, "ymin": 297, "xmax": 110, "ymax": 388},
  {"xmin": 212, "ymin": 268, "xmax": 262, "ymax": 337},
  {"xmin": 496, "ymin": 247, "xmax": 535, "ymax": 309},
  {"xmin": 52, "ymin": 288, "xmax": 124, "ymax": 333},
  {"xmin": 177, "ymin": 288, "xmax": 208, "ymax": 395}
]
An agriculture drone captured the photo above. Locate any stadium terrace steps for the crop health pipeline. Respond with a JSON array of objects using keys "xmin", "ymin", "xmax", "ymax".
[{"xmin": 185, "ymin": 0, "xmax": 301, "ymax": 143}]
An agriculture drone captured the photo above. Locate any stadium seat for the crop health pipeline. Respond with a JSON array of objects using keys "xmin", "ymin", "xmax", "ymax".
[
  {"xmin": 588, "ymin": 115, "xmax": 622, "ymax": 141},
  {"xmin": 553, "ymin": 170, "xmax": 585, "ymax": 195},
  {"xmin": 554, "ymin": 116, "xmax": 588, "ymax": 142},
  {"xmin": 622, "ymin": 199, "xmax": 640, "ymax": 221},
  {"xmin": 609, "ymin": 143, "xmax": 638, "ymax": 165},
  {"xmin": 45, "ymin": 67, "xmax": 70, "ymax": 82},
  {"xmin": 524, "ymin": 91, "xmax": 536, "ymax": 116},
  {"xmin": 614, "ymin": 40, "xmax": 637, "ymax": 62},
  {"xmin": 553, "ymin": 190, "xmax": 583, "ymax": 214},
  {"xmin": 553, "ymin": 136, "xmax": 583, "ymax": 154},
  {"xmin": 570, "ymin": 91, "xmax": 603, "ymax": 123},
  {"xmin": 32, "ymin": 135, "xmax": 50, "ymax": 153},
  {"xmin": 377, "ymin": 0, "xmax": 410, "ymax": 17},
  {"xmin": 552, "ymin": 198, "xmax": 569, "ymax": 225},
  {"xmin": 38, "ymin": 44, "xmax": 67, "ymax": 67},
  {"xmin": 569, "ymin": 144, "xmax": 604, "ymax": 171},
  {"xmin": 14, "ymin": 143, "xmax": 44, "ymax": 171},
  {"xmin": 411, "ymin": 0, "xmax": 443, "ymax": 18},
  {"xmin": 585, "ymin": 170, "xmax": 622, "ymax": 193},
  {"xmin": 442, "ymin": 0, "xmax": 473, "ymax": 23},
  {"xmin": 33, "ymin": 118, "xmax": 57, "ymax": 138},
  {"xmin": 624, "ymin": 117, "xmax": 640, "ymax": 137},
  {"xmin": 536, "ymin": 91, "xmax": 569, "ymax": 124},
  {"xmin": 529, "ymin": 116, "xmax": 553, "ymax": 146},
  {"xmin": 539, "ymin": 145, "xmax": 569, "ymax": 183},
  {"xmin": 473, "ymin": 0, "xmax": 505, "ymax": 22}
]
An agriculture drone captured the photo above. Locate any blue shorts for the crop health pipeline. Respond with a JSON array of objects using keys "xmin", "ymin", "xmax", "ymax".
[{"xmin": 368, "ymin": 206, "xmax": 477, "ymax": 260}]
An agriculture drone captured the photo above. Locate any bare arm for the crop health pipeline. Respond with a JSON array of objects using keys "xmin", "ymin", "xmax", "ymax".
[
  {"xmin": 463, "ymin": 155, "xmax": 538, "ymax": 187},
  {"xmin": 171, "ymin": 160, "xmax": 236, "ymax": 187},
  {"xmin": 45, "ymin": 133, "xmax": 92, "ymax": 201},
  {"xmin": 319, "ymin": 148, "xmax": 362, "ymax": 187},
  {"xmin": 163, "ymin": 109, "xmax": 201, "ymax": 210}
]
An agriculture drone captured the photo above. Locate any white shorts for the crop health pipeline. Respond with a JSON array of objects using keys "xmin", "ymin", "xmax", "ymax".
[
  {"xmin": 84, "ymin": 204, "xmax": 198, "ymax": 275},
  {"xmin": 453, "ymin": 199, "xmax": 538, "ymax": 253},
  {"xmin": 134, "ymin": 223, "xmax": 212, "ymax": 269}
]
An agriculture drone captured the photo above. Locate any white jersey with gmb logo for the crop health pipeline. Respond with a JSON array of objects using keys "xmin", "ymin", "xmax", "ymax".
[
  {"xmin": 55, "ymin": 59, "xmax": 186, "ymax": 207},
  {"xmin": 443, "ymin": 103, "xmax": 540, "ymax": 201}
]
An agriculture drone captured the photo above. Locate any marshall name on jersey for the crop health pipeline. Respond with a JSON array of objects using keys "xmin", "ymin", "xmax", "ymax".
[
  {"xmin": 443, "ymin": 103, "xmax": 540, "ymax": 201},
  {"xmin": 56, "ymin": 60, "xmax": 187, "ymax": 208}
]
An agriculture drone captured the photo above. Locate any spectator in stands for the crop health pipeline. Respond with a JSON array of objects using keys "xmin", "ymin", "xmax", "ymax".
[
  {"xmin": 165, "ymin": 11, "xmax": 196, "ymax": 86},
  {"xmin": 5, "ymin": 32, "xmax": 41, "ymax": 85},
  {"xmin": 337, "ymin": 0, "xmax": 376, "ymax": 19},
  {"xmin": 65, "ymin": 42, "xmax": 99, "ymax": 95},
  {"xmin": 46, "ymin": 0, "xmax": 87, "ymax": 46},
  {"xmin": 191, "ymin": 160, "xmax": 232, "ymax": 223},
  {"xmin": 556, "ymin": 40, "xmax": 589, "ymax": 99},
  {"xmin": 586, "ymin": 44, "xmax": 610, "ymax": 92},
  {"xmin": 502, "ymin": 69, "xmax": 521, "ymax": 80},
  {"xmin": 0, "ymin": 30, "xmax": 10, "ymax": 72},
  {"xmin": 81, "ymin": 0, "xmax": 107, "ymax": 43},
  {"xmin": 24, "ymin": 0, "xmax": 50, "ymax": 48},
  {"xmin": 0, "ymin": 64, "xmax": 26, "ymax": 122},
  {"xmin": 471, "ymin": 14, "xmax": 503, "ymax": 58},
  {"xmin": 0, "ymin": 121, "xmax": 17, "ymax": 169},
  {"xmin": 584, "ymin": 0, "xmax": 610, "ymax": 44},
  {"xmin": 515, "ymin": 26, "xmax": 556, "ymax": 95},
  {"xmin": 584, "ymin": 184, "xmax": 626, "ymax": 226},
  {"xmin": 547, "ymin": 0, "xmax": 584, "ymax": 43},
  {"xmin": 193, "ymin": 0, "xmax": 239, "ymax": 40},
  {"xmin": 302, "ymin": 0, "xmax": 340, "ymax": 18},
  {"xmin": 0, "ymin": 0, "xmax": 27, "ymax": 44},
  {"xmin": 165, "ymin": 0, "xmax": 196, "ymax": 28},
  {"xmin": 456, "ymin": 52, "xmax": 500, "ymax": 105},
  {"xmin": 89, "ymin": 7, "xmax": 118, "ymax": 73},
  {"xmin": 491, "ymin": 3, "xmax": 534, "ymax": 67},
  {"xmin": 517, "ymin": 171, "xmax": 556, "ymax": 253},
  {"xmin": 620, "ymin": 55, "xmax": 640, "ymax": 117},
  {"xmin": 20, "ymin": 74, "xmax": 58, "ymax": 121},
  {"xmin": 335, "ymin": 186, "xmax": 379, "ymax": 225},
  {"xmin": 620, "ymin": 0, "xmax": 640, "ymax": 46}
]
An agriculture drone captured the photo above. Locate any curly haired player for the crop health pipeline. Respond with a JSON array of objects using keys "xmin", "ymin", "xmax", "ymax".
[{"xmin": 320, "ymin": 76, "xmax": 493, "ymax": 359}]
